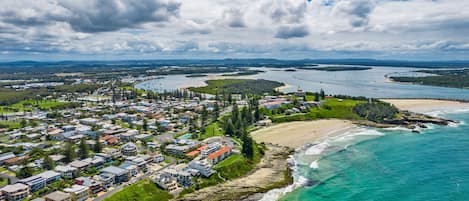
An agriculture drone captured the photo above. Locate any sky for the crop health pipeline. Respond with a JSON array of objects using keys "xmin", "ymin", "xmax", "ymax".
[{"xmin": 0, "ymin": 0, "xmax": 469, "ymax": 61}]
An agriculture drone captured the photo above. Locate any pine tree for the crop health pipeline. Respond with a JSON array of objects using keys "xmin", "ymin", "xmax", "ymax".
[
  {"xmin": 241, "ymin": 131, "xmax": 254, "ymax": 159},
  {"xmin": 213, "ymin": 102, "xmax": 220, "ymax": 120},
  {"xmin": 320, "ymin": 89, "xmax": 325, "ymax": 99},
  {"xmin": 43, "ymin": 155, "xmax": 55, "ymax": 170},
  {"xmin": 224, "ymin": 119, "xmax": 235, "ymax": 136},
  {"xmin": 64, "ymin": 143, "xmax": 76, "ymax": 163},
  {"xmin": 314, "ymin": 93, "xmax": 320, "ymax": 102},
  {"xmin": 94, "ymin": 135, "xmax": 102, "ymax": 153},
  {"xmin": 143, "ymin": 119, "xmax": 148, "ymax": 131},
  {"xmin": 78, "ymin": 138, "xmax": 89, "ymax": 159}
]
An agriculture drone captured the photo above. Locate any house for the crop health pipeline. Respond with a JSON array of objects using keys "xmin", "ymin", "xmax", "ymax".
[
  {"xmin": 63, "ymin": 185, "xmax": 90, "ymax": 201},
  {"xmin": 37, "ymin": 170, "xmax": 61, "ymax": 184},
  {"xmin": 0, "ymin": 183, "xmax": 30, "ymax": 201},
  {"xmin": 94, "ymin": 173, "xmax": 114, "ymax": 189},
  {"xmin": 81, "ymin": 156, "xmax": 104, "ymax": 169},
  {"xmin": 75, "ymin": 177, "xmax": 103, "ymax": 194},
  {"xmin": 100, "ymin": 166, "xmax": 129, "ymax": 184},
  {"xmin": 100, "ymin": 135, "xmax": 120, "ymax": 146},
  {"xmin": 188, "ymin": 160, "xmax": 213, "ymax": 177},
  {"xmin": 44, "ymin": 191, "xmax": 71, "ymax": 201},
  {"xmin": 162, "ymin": 168, "xmax": 192, "ymax": 187},
  {"xmin": 201, "ymin": 143, "xmax": 221, "ymax": 158},
  {"xmin": 121, "ymin": 142, "xmax": 138, "ymax": 156},
  {"xmin": 69, "ymin": 160, "xmax": 90, "ymax": 171},
  {"xmin": 120, "ymin": 130, "xmax": 138, "ymax": 141},
  {"xmin": 4, "ymin": 156, "xmax": 28, "ymax": 166},
  {"xmin": 119, "ymin": 163, "xmax": 138, "ymax": 177},
  {"xmin": 125, "ymin": 156, "xmax": 148, "ymax": 172},
  {"xmin": 79, "ymin": 118, "xmax": 99, "ymax": 126},
  {"xmin": 207, "ymin": 146, "xmax": 232, "ymax": 165},
  {"xmin": 256, "ymin": 119, "xmax": 272, "ymax": 127},
  {"xmin": 152, "ymin": 173, "xmax": 179, "ymax": 192},
  {"xmin": 55, "ymin": 165, "xmax": 78, "ymax": 179},
  {"xmin": 0, "ymin": 152, "xmax": 16, "ymax": 165},
  {"xmin": 152, "ymin": 154, "xmax": 164, "ymax": 163},
  {"xmin": 19, "ymin": 175, "xmax": 45, "ymax": 192},
  {"xmin": 103, "ymin": 148, "xmax": 122, "ymax": 158}
]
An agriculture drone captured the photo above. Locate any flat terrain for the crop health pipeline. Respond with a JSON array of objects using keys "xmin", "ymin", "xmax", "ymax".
[{"xmin": 251, "ymin": 120, "xmax": 355, "ymax": 148}]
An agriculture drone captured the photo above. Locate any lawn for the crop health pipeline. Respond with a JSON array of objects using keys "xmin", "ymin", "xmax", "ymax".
[
  {"xmin": 0, "ymin": 121, "xmax": 21, "ymax": 129},
  {"xmin": 272, "ymin": 98, "xmax": 366, "ymax": 123},
  {"xmin": 0, "ymin": 99, "xmax": 75, "ymax": 113},
  {"xmin": 103, "ymin": 179, "xmax": 173, "ymax": 201},
  {"xmin": 199, "ymin": 122, "xmax": 224, "ymax": 140}
]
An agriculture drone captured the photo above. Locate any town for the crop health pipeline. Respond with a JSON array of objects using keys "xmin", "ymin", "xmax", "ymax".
[{"xmin": 0, "ymin": 78, "xmax": 321, "ymax": 201}]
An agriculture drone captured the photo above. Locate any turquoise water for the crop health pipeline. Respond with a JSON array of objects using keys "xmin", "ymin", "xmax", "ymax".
[
  {"xmin": 279, "ymin": 111, "xmax": 469, "ymax": 201},
  {"xmin": 178, "ymin": 133, "xmax": 193, "ymax": 139}
]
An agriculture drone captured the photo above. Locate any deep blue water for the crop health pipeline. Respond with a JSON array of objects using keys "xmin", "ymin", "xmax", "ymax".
[{"xmin": 279, "ymin": 112, "xmax": 469, "ymax": 201}]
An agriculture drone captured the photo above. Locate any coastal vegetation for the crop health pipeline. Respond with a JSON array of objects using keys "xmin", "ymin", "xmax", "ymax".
[
  {"xmin": 390, "ymin": 69, "xmax": 469, "ymax": 88},
  {"xmin": 103, "ymin": 179, "xmax": 173, "ymax": 201},
  {"xmin": 353, "ymin": 101, "xmax": 399, "ymax": 123},
  {"xmin": 221, "ymin": 70, "xmax": 264, "ymax": 76},
  {"xmin": 186, "ymin": 74, "xmax": 207, "ymax": 78},
  {"xmin": 188, "ymin": 79, "xmax": 284, "ymax": 95},
  {"xmin": 297, "ymin": 66, "xmax": 372, "ymax": 71}
]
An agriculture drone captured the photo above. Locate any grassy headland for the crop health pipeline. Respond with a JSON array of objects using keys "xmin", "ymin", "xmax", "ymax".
[
  {"xmin": 297, "ymin": 66, "xmax": 372, "ymax": 71},
  {"xmin": 103, "ymin": 179, "xmax": 173, "ymax": 201}
]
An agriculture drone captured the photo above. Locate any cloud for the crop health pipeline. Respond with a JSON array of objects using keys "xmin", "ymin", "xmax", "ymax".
[
  {"xmin": 332, "ymin": 0, "xmax": 375, "ymax": 28},
  {"xmin": 275, "ymin": 25, "xmax": 309, "ymax": 39},
  {"xmin": 222, "ymin": 9, "xmax": 246, "ymax": 28},
  {"xmin": 59, "ymin": 0, "xmax": 181, "ymax": 33}
]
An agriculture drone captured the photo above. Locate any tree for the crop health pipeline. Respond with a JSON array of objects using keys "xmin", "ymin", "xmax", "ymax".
[
  {"xmin": 43, "ymin": 155, "xmax": 55, "ymax": 170},
  {"xmin": 17, "ymin": 166, "xmax": 33, "ymax": 179},
  {"xmin": 64, "ymin": 143, "xmax": 76, "ymax": 163},
  {"xmin": 213, "ymin": 102, "xmax": 220, "ymax": 120},
  {"xmin": 241, "ymin": 131, "xmax": 254, "ymax": 159},
  {"xmin": 314, "ymin": 93, "xmax": 320, "ymax": 102},
  {"xmin": 94, "ymin": 135, "xmax": 102, "ymax": 153},
  {"xmin": 20, "ymin": 119, "xmax": 27, "ymax": 128},
  {"xmin": 224, "ymin": 119, "xmax": 235, "ymax": 136},
  {"xmin": 143, "ymin": 119, "xmax": 148, "ymax": 131},
  {"xmin": 320, "ymin": 89, "xmax": 325, "ymax": 99},
  {"xmin": 78, "ymin": 138, "xmax": 89, "ymax": 159},
  {"xmin": 200, "ymin": 105, "xmax": 209, "ymax": 126}
]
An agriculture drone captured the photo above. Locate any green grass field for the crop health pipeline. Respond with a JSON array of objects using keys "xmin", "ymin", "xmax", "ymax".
[
  {"xmin": 0, "ymin": 99, "xmax": 74, "ymax": 113},
  {"xmin": 199, "ymin": 122, "xmax": 224, "ymax": 140},
  {"xmin": 103, "ymin": 179, "xmax": 173, "ymax": 201},
  {"xmin": 272, "ymin": 98, "xmax": 365, "ymax": 123}
]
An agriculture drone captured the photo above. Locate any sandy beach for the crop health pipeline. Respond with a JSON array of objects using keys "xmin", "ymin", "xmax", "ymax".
[
  {"xmin": 251, "ymin": 119, "xmax": 355, "ymax": 149},
  {"xmin": 381, "ymin": 99, "xmax": 469, "ymax": 113}
]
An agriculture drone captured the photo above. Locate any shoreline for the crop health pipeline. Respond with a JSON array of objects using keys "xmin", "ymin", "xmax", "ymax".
[
  {"xmin": 381, "ymin": 98, "xmax": 469, "ymax": 113},
  {"xmin": 251, "ymin": 119, "xmax": 355, "ymax": 149},
  {"xmin": 250, "ymin": 98, "xmax": 469, "ymax": 201}
]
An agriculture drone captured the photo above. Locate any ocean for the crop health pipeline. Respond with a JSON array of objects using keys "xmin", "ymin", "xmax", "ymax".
[{"xmin": 268, "ymin": 110, "xmax": 469, "ymax": 201}]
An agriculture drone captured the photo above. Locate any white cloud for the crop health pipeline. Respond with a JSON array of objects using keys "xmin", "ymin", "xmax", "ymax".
[{"xmin": 0, "ymin": 0, "xmax": 468, "ymax": 60}]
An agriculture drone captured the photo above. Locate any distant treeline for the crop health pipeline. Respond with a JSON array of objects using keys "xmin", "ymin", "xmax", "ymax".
[{"xmin": 390, "ymin": 69, "xmax": 469, "ymax": 88}]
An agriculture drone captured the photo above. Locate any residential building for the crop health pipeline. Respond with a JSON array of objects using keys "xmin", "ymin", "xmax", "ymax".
[
  {"xmin": 94, "ymin": 173, "xmax": 114, "ymax": 189},
  {"xmin": 0, "ymin": 183, "xmax": 30, "ymax": 201},
  {"xmin": 63, "ymin": 185, "xmax": 89, "ymax": 201},
  {"xmin": 55, "ymin": 165, "xmax": 78, "ymax": 179},
  {"xmin": 44, "ymin": 191, "xmax": 71, "ymax": 201},
  {"xmin": 37, "ymin": 171, "xmax": 61, "ymax": 184},
  {"xmin": 119, "ymin": 163, "xmax": 138, "ymax": 177},
  {"xmin": 120, "ymin": 142, "xmax": 138, "ymax": 156},
  {"xmin": 152, "ymin": 173, "xmax": 179, "ymax": 192},
  {"xmin": 75, "ymin": 177, "xmax": 103, "ymax": 194},
  {"xmin": 188, "ymin": 160, "xmax": 213, "ymax": 177},
  {"xmin": 100, "ymin": 166, "xmax": 129, "ymax": 184},
  {"xmin": 69, "ymin": 160, "xmax": 90, "ymax": 171},
  {"xmin": 207, "ymin": 146, "xmax": 232, "ymax": 165},
  {"xmin": 19, "ymin": 175, "xmax": 45, "ymax": 192}
]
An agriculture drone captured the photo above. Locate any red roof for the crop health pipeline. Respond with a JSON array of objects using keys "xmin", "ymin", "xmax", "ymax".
[
  {"xmin": 197, "ymin": 144, "xmax": 208, "ymax": 151},
  {"xmin": 185, "ymin": 150, "xmax": 200, "ymax": 157},
  {"xmin": 207, "ymin": 146, "xmax": 231, "ymax": 160}
]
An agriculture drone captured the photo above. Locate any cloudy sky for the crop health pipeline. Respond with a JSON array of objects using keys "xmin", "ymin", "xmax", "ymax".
[{"xmin": 1, "ymin": 0, "xmax": 468, "ymax": 61}]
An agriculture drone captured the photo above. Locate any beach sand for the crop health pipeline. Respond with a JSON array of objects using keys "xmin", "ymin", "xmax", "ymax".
[
  {"xmin": 381, "ymin": 99, "xmax": 469, "ymax": 113},
  {"xmin": 251, "ymin": 119, "xmax": 355, "ymax": 149}
]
